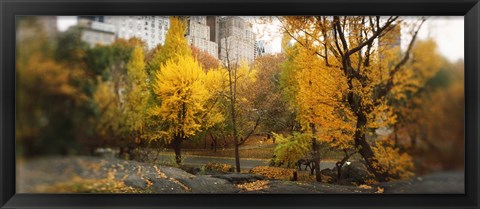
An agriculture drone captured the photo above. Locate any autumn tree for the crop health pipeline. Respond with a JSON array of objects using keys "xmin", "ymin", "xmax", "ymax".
[
  {"xmin": 191, "ymin": 46, "xmax": 221, "ymax": 70},
  {"xmin": 392, "ymin": 55, "xmax": 464, "ymax": 172},
  {"xmin": 280, "ymin": 16, "xmax": 430, "ymax": 182},
  {"xmin": 83, "ymin": 37, "xmax": 153, "ymax": 160},
  {"xmin": 252, "ymin": 54, "xmax": 296, "ymax": 134},
  {"xmin": 16, "ymin": 17, "xmax": 96, "ymax": 156},
  {"xmin": 223, "ymin": 60, "xmax": 258, "ymax": 172},
  {"xmin": 147, "ymin": 16, "xmax": 191, "ymax": 75},
  {"xmin": 281, "ymin": 43, "xmax": 356, "ymax": 181},
  {"xmin": 147, "ymin": 17, "xmax": 225, "ymax": 165},
  {"xmin": 92, "ymin": 78, "xmax": 120, "ymax": 147},
  {"xmin": 219, "ymin": 19, "xmax": 272, "ymax": 171},
  {"xmin": 144, "ymin": 16, "xmax": 192, "ymax": 137},
  {"xmin": 272, "ymin": 132, "xmax": 312, "ymax": 168},
  {"xmin": 150, "ymin": 55, "xmax": 224, "ymax": 165},
  {"xmin": 120, "ymin": 46, "xmax": 149, "ymax": 157},
  {"xmin": 200, "ymin": 67, "xmax": 230, "ymax": 153},
  {"xmin": 221, "ymin": 32, "xmax": 242, "ymax": 172}
]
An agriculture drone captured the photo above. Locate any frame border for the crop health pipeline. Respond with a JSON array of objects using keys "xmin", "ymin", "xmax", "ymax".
[{"xmin": 1, "ymin": 0, "xmax": 479, "ymax": 208}]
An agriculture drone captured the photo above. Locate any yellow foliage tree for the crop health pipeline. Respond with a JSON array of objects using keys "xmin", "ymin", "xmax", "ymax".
[
  {"xmin": 92, "ymin": 78, "xmax": 120, "ymax": 142},
  {"xmin": 150, "ymin": 54, "xmax": 224, "ymax": 165},
  {"xmin": 91, "ymin": 42, "xmax": 148, "ymax": 158},
  {"xmin": 272, "ymin": 132, "xmax": 312, "ymax": 168},
  {"xmin": 124, "ymin": 46, "xmax": 149, "ymax": 142},
  {"xmin": 148, "ymin": 17, "xmax": 191, "ymax": 74},
  {"xmin": 280, "ymin": 16, "xmax": 434, "ymax": 182},
  {"xmin": 16, "ymin": 17, "xmax": 89, "ymax": 156},
  {"xmin": 371, "ymin": 139, "xmax": 415, "ymax": 180}
]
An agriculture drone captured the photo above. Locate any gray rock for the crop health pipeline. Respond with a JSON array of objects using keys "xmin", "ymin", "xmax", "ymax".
[
  {"xmin": 257, "ymin": 180, "xmax": 317, "ymax": 194},
  {"xmin": 310, "ymin": 182, "xmax": 376, "ymax": 193},
  {"xmin": 212, "ymin": 173, "xmax": 264, "ymax": 184},
  {"xmin": 143, "ymin": 173, "xmax": 163, "ymax": 182},
  {"xmin": 341, "ymin": 161, "xmax": 372, "ymax": 183},
  {"xmin": 177, "ymin": 175, "xmax": 240, "ymax": 193},
  {"xmin": 181, "ymin": 165, "xmax": 201, "ymax": 175},
  {"xmin": 151, "ymin": 179, "xmax": 189, "ymax": 193},
  {"xmin": 320, "ymin": 168, "xmax": 338, "ymax": 183},
  {"xmin": 124, "ymin": 175, "xmax": 148, "ymax": 189},
  {"xmin": 158, "ymin": 166, "xmax": 196, "ymax": 180},
  {"xmin": 381, "ymin": 171, "xmax": 464, "ymax": 194}
]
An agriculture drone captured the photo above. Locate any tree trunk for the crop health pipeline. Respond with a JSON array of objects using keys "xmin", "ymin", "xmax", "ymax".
[
  {"xmin": 212, "ymin": 134, "xmax": 217, "ymax": 153},
  {"xmin": 336, "ymin": 163, "xmax": 343, "ymax": 181},
  {"xmin": 393, "ymin": 125, "xmax": 400, "ymax": 148},
  {"xmin": 310, "ymin": 123, "xmax": 321, "ymax": 182},
  {"xmin": 228, "ymin": 65, "xmax": 241, "ymax": 173},
  {"xmin": 354, "ymin": 115, "xmax": 389, "ymax": 182},
  {"xmin": 234, "ymin": 135, "xmax": 240, "ymax": 172},
  {"xmin": 172, "ymin": 136, "xmax": 183, "ymax": 165},
  {"xmin": 204, "ymin": 134, "xmax": 207, "ymax": 149}
]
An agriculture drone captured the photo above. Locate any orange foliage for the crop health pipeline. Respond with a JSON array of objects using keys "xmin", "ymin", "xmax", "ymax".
[{"xmin": 191, "ymin": 46, "xmax": 220, "ymax": 71}]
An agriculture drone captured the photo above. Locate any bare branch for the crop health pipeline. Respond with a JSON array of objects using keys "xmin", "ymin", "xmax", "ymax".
[
  {"xmin": 345, "ymin": 16, "xmax": 399, "ymax": 57},
  {"xmin": 390, "ymin": 18, "xmax": 426, "ymax": 77}
]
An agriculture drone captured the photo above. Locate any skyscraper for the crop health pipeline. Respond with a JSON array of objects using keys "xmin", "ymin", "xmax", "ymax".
[
  {"xmin": 254, "ymin": 40, "xmax": 266, "ymax": 58},
  {"xmin": 206, "ymin": 16, "xmax": 220, "ymax": 44},
  {"xmin": 104, "ymin": 16, "xmax": 170, "ymax": 49},
  {"xmin": 77, "ymin": 17, "xmax": 116, "ymax": 47},
  {"xmin": 17, "ymin": 16, "xmax": 58, "ymax": 42},
  {"xmin": 218, "ymin": 16, "xmax": 256, "ymax": 64},
  {"xmin": 186, "ymin": 16, "xmax": 218, "ymax": 58}
]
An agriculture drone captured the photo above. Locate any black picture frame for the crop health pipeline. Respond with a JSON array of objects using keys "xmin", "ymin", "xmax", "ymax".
[{"xmin": 1, "ymin": 0, "xmax": 479, "ymax": 208}]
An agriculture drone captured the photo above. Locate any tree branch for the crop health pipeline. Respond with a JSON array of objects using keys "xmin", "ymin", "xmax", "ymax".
[{"xmin": 345, "ymin": 16, "xmax": 399, "ymax": 57}]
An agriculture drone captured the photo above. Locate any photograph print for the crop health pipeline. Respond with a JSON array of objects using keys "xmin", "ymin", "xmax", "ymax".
[{"xmin": 16, "ymin": 16, "xmax": 464, "ymax": 194}]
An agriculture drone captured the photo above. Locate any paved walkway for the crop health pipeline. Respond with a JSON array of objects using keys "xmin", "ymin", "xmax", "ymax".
[{"xmin": 156, "ymin": 154, "xmax": 336, "ymax": 170}]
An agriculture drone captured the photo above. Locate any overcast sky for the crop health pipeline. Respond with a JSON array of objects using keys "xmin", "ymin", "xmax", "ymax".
[{"xmin": 57, "ymin": 16, "xmax": 464, "ymax": 62}]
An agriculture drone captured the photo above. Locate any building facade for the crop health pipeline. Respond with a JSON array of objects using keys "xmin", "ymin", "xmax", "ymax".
[
  {"xmin": 104, "ymin": 16, "xmax": 170, "ymax": 49},
  {"xmin": 254, "ymin": 40, "xmax": 266, "ymax": 58},
  {"xmin": 206, "ymin": 16, "xmax": 220, "ymax": 44},
  {"xmin": 186, "ymin": 16, "xmax": 218, "ymax": 58},
  {"xmin": 218, "ymin": 16, "xmax": 256, "ymax": 64},
  {"xmin": 73, "ymin": 16, "xmax": 261, "ymax": 64},
  {"xmin": 77, "ymin": 17, "xmax": 116, "ymax": 47},
  {"xmin": 17, "ymin": 16, "xmax": 58, "ymax": 42}
]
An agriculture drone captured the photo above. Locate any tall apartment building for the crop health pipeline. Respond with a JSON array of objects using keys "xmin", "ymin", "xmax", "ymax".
[
  {"xmin": 39, "ymin": 16, "xmax": 58, "ymax": 38},
  {"xmin": 104, "ymin": 16, "xmax": 170, "ymax": 49},
  {"xmin": 206, "ymin": 16, "xmax": 220, "ymax": 44},
  {"xmin": 17, "ymin": 16, "xmax": 58, "ymax": 42},
  {"xmin": 77, "ymin": 17, "xmax": 116, "ymax": 47},
  {"xmin": 254, "ymin": 40, "xmax": 266, "ymax": 58},
  {"xmin": 218, "ymin": 16, "xmax": 256, "ymax": 64},
  {"xmin": 186, "ymin": 16, "xmax": 218, "ymax": 58}
]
